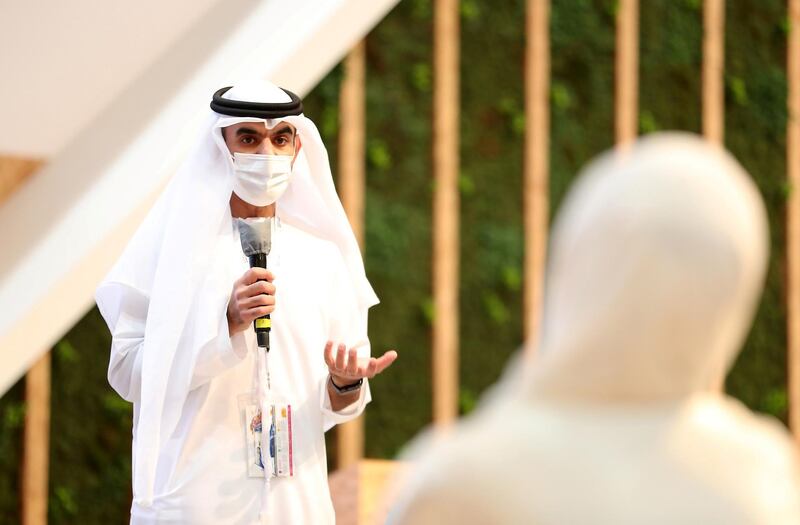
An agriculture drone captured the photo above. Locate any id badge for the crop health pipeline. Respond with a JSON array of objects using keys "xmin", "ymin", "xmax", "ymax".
[{"xmin": 240, "ymin": 394, "xmax": 294, "ymax": 478}]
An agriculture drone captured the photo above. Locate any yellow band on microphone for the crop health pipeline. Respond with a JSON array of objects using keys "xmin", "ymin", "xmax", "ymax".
[{"xmin": 255, "ymin": 318, "xmax": 271, "ymax": 329}]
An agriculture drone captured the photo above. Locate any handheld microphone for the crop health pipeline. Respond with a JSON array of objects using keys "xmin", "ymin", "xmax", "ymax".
[{"xmin": 236, "ymin": 217, "xmax": 273, "ymax": 350}]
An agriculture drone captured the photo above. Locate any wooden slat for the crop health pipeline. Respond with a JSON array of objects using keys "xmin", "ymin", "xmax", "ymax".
[
  {"xmin": 337, "ymin": 41, "xmax": 368, "ymax": 469},
  {"xmin": 615, "ymin": 0, "xmax": 639, "ymax": 146},
  {"xmin": 432, "ymin": 0, "xmax": 460, "ymax": 427},
  {"xmin": 703, "ymin": 0, "xmax": 725, "ymax": 144},
  {"xmin": 523, "ymin": 0, "xmax": 550, "ymax": 353},
  {"xmin": 22, "ymin": 352, "xmax": 51, "ymax": 525},
  {"xmin": 339, "ymin": 41, "xmax": 367, "ymax": 252},
  {"xmin": 703, "ymin": 0, "xmax": 726, "ymax": 392},
  {"xmin": 787, "ymin": 0, "xmax": 800, "ymax": 443}
]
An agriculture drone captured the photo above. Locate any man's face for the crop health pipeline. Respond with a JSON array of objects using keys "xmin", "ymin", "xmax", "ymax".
[{"xmin": 222, "ymin": 121, "xmax": 299, "ymax": 158}]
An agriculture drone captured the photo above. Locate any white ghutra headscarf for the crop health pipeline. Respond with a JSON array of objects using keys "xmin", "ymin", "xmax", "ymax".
[{"xmin": 96, "ymin": 79, "xmax": 378, "ymax": 507}]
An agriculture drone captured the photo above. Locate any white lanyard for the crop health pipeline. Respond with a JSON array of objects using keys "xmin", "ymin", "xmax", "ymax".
[
  {"xmin": 256, "ymin": 345, "xmax": 273, "ymax": 521},
  {"xmin": 256, "ymin": 221, "xmax": 276, "ymax": 520}
]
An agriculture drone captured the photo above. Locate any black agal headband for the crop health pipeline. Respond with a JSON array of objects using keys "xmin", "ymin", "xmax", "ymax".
[{"xmin": 210, "ymin": 86, "xmax": 304, "ymax": 118}]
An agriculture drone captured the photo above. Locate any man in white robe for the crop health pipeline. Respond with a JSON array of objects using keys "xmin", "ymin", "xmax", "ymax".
[
  {"xmin": 96, "ymin": 79, "xmax": 396, "ymax": 524},
  {"xmin": 387, "ymin": 133, "xmax": 800, "ymax": 524}
]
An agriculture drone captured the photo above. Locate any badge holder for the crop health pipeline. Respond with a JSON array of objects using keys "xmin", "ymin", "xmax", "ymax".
[{"xmin": 239, "ymin": 393, "xmax": 294, "ymax": 478}]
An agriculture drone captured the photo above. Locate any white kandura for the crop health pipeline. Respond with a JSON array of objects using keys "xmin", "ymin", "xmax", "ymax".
[{"xmin": 96, "ymin": 79, "xmax": 378, "ymax": 524}]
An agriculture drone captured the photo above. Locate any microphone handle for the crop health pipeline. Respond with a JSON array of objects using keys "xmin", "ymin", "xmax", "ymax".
[{"xmin": 248, "ymin": 253, "xmax": 271, "ymax": 350}]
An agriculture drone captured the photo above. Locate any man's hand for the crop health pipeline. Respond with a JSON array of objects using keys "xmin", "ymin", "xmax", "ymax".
[
  {"xmin": 324, "ymin": 341, "xmax": 397, "ymax": 412},
  {"xmin": 227, "ymin": 268, "xmax": 276, "ymax": 335},
  {"xmin": 324, "ymin": 341, "xmax": 398, "ymax": 386}
]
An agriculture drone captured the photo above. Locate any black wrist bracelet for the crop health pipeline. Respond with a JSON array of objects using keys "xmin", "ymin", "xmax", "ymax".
[{"xmin": 329, "ymin": 375, "xmax": 363, "ymax": 394}]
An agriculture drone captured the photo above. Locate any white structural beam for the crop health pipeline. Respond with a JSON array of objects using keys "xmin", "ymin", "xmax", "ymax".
[
  {"xmin": 0, "ymin": 0, "xmax": 400, "ymax": 396},
  {"xmin": 0, "ymin": 0, "xmax": 223, "ymax": 158}
]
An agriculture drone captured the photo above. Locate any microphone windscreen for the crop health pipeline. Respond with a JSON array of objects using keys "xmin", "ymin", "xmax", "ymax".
[{"xmin": 236, "ymin": 217, "xmax": 272, "ymax": 256}]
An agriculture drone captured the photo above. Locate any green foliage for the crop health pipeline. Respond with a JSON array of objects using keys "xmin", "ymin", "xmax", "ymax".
[
  {"xmin": 458, "ymin": 173, "xmax": 476, "ymax": 196},
  {"xmin": 550, "ymin": 0, "xmax": 617, "ymax": 214},
  {"xmin": 47, "ymin": 310, "xmax": 133, "ymax": 524},
  {"xmin": 502, "ymin": 265, "xmax": 522, "ymax": 293},
  {"xmin": 368, "ymin": 139, "xmax": 393, "ymax": 170},
  {"xmin": 3, "ymin": 402, "xmax": 25, "ymax": 430},
  {"xmin": 55, "ymin": 339, "xmax": 79, "ymax": 364},
  {"xmin": 723, "ymin": 0, "xmax": 789, "ymax": 422},
  {"xmin": 483, "ymin": 292, "xmax": 511, "ymax": 325},
  {"xmin": 410, "ymin": 0, "xmax": 432, "ymax": 21},
  {"xmin": 551, "ymin": 82, "xmax": 573, "ymax": 112},
  {"xmin": 727, "ymin": 75, "xmax": 750, "ymax": 106},
  {"xmin": 52, "ymin": 486, "xmax": 78, "ymax": 521},
  {"xmin": 460, "ymin": 0, "xmax": 481, "ymax": 22},
  {"xmin": 411, "ymin": 62, "xmax": 432, "ymax": 93},
  {"xmin": 0, "ymin": 0, "xmax": 794, "ymax": 520},
  {"xmin": 458, "ymin": 387, "xmax": 478, "ymax": 415},
  {"xmin": 419, "ymin": 297, "xmax": 435, "ymax": 325},
  {"xmin": 0, "ymin": 381, "xmax": 24, "ymax": 523},
  {"xmin": 639, "ymin": 0, "xmax": 702, "ymax": 134},
  {"xmin": 639, "ymin": 110, "xmax": 659, "ymax": 134}
]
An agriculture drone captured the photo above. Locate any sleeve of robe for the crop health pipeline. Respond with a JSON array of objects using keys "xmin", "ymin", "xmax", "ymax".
[
  {"xmin": 319, "ymin": 246, "xmax": 373, "ymax": 431},
  {"xmin": 107, "ymin": 287, "xmax": 249, "ymax": 402},
  {"xmin": 106, "ymin": 288, "xmax": 149, "ymax": 403}
]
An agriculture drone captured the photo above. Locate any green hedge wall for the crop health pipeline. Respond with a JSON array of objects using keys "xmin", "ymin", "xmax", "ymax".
[{"xmin": 0, "ymin": 0, "xmax": 792, "ymax": 521}]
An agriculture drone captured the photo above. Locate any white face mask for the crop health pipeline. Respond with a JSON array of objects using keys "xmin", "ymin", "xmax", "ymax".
[{"xmin": 231, "ymin": 152, "xmax": 294, "ymax": 206}]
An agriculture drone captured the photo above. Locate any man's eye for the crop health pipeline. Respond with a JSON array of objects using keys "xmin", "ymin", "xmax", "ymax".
[
  {"xmin": 241, "ymin": 137, "xmax": 256, "ymax": 145},
  {"xmin": 274, "ymin": 137, "xmax": 288, "ymax": 146}
]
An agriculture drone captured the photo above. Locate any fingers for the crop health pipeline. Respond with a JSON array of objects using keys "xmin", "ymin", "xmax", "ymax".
[
  {"xmin": 233, "ymin": 279, "xmax": 276, "ymax": 314},
  {"xmin": 335, "ymin": 343, "xmax": 347, "ymax": 370},
  {"xmin": 324, "ymin": 341, "xmax": 335, "ymax": 368},
  {"xmin": 346, "ymin": 348, "xmax": 358, "ymax": 376},
  {"xmin": 327, "ymin": 343, "xmax": 361, "ymax": 380},
  {"xmin": 240, "ymin": 306, "xmax": 274, "ymax": 324},
  {"xmin": 364, "ymin": 358, "xmax": 378, "ymax": 379},
  {"xmin": 373, "ymin": 350, "xmax": 398, "ymax": 375},
  {"xmin": 324, "ymin": 342, "xmax": 398, "ymax": 382},
  {"xmin": 239, "ymin": 280, "xmax": 276, "ymax": 299},
  {"xmin": 227, "ymin": 269, "xmax": 276, "ymax": 333},
  {"xmin": 240, "ymin": 293, "xmax": 275, "ymax": 310},
  {"xmin": 242, "ymin": 267, "xmax": 274, "ymax": 286}
]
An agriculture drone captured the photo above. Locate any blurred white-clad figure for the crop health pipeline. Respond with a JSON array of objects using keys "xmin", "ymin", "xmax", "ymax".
[{"xmin": 386, "ymin": 133, "xmax": 800, "ymax": 525}]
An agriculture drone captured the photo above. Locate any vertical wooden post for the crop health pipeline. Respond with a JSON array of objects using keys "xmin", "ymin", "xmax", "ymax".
[
  {"xmin": 339, "ymin": 41, "xmax": 367, "ymax": 253},
  {"xmin": 337, "ymin": 41, "xmax": 368, "ymax": 469},
  {"xmin": 22, "ymin": 352, "xmax": 51, "ymax": 525},
  {"xmin": 703, "ymin": 0, "xmax": 726, "ymax": 391},
  {"xmin": 703, "ymin": 0, "xmax": 725, "ymax": 144},
  {"xmin": 787, "ymin": 0, "xmax": 800, "ymax": 444},
  {"xmin": 523, "ymin": 0, "xmax": 550, "ymax": 354},
  {"xmin": 432, "ymin": 0, "xmax": 460, "ymax": 427},
  {"xmin": 2, "ymin": 157, "xmax": 48, "ymax": 524},
  {"xmin": 615, "ymin": 0, "xmax": 639, "ymax": 146}
]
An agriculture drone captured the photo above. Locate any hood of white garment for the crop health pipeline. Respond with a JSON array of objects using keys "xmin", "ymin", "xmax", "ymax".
[
  {"xmin": 384, "ymin": 133, "xmax": 800, "ymax": 525},
  {"xmin": 524, "ymin": 132, "xmax": 769, "ymax": 403}
]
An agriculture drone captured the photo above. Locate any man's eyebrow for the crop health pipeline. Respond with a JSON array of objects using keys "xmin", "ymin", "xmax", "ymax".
[
  {"xmin": 235, "ymin": 126, "xmax": 266, "ymax": 136},
  {"xmin": 270, "ymin": 125, "xmax": 296, "ymax": 137}
]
